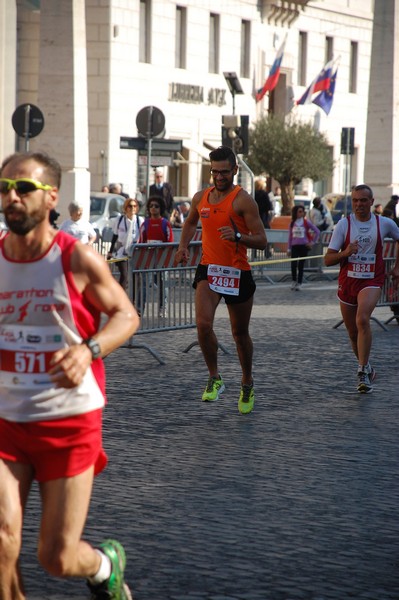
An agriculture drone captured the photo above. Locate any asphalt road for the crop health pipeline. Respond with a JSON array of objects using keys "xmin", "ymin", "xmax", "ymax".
[{"xmin": 20, "ymin": 280, "xmax": 399, "ymax": 599}]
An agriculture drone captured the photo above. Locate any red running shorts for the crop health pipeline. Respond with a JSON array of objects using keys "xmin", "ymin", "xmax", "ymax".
[{"xmin": 0, "ymin": 409, "xmax": 107, "ymax": 482}]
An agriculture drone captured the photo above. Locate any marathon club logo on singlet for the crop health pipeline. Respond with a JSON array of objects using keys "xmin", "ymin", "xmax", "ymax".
[{"xmin": 0, "ymin": 286, "xmax": 67, "ymax": 389}]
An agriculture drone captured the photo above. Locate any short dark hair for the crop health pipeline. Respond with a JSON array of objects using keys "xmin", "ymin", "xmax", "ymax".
[
  {"xmin": 0, "ymin": 151, "xmax": 62, "ymax": 188},
  {"xmin": 209, "ymin": 146, "xmax": 237, "ymax": 169},
  {"xmin": 353, "ymin": 184, "xmax": 373, "ymax": 198}
]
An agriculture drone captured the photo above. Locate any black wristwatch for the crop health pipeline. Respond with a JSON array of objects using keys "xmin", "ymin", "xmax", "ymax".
[
  {"xmin": 235, "ymin": 231, "xmax": 242, "ymax": 242},
  {"xmin": 82, "ymin": 337, "xmax": 102, "ymax": 360}
]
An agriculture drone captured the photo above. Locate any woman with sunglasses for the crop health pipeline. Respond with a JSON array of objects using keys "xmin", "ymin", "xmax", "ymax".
[{"xmin": 107, "ymin": 197, "xmax": 142, "ymax": 290}]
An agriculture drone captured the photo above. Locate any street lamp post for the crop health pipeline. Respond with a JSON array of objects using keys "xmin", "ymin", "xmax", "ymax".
[{"xmin": 223, "ymin": 72, "xmax": 244, "ymax": 115}]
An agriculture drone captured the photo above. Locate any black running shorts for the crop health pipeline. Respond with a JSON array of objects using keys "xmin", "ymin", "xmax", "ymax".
[{"xmin": 193, "ymin": 263, "xmax": 256, "ymax": 305}]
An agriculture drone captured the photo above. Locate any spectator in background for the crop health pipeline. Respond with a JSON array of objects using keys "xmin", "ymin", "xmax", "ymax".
[
  {"xmin": 149, "ymin": 168, "xmax": 174, "ymax": 218},
  {"xmin": 49, "ymin": 208, "xmax": 60, "ymax": 229},
  {"xmin": 383, "ymin": 194, "xmax": 399, "ymax": 226},
  {"xmin": 101, "ymin": 184, "xmax": 109, "ymax": 192},
  {"xmin": 109, "ymin": 182, "xmax": 129, "ymax": 199},
  {"xmin": 373, "ymin": 203, "xmax": 383, "ymax": 215},
  {"xmin": 139, "ymin": 196, "xmax": 173, "ymax": 243},
  {"xmin": 125, "ymin": 198, "xmax": 144, "ymax": 316},
  {"xmin": 170, "ymin": 201, "xmax": 190, "ymax": 228},
  {"xmin": 107, "ymin": 197, "xmax": 138, "ymax": 290},
  {"xmin": 288, "ymin": 204, "xmax": 320, "ymax": 291},
  {"xmin": 382, "ymin": 207, "xmax": 394, "ymax": 219},
  {"xmin": 309, "ymin": 196, "xmax": 333, "ymax": 232},
  {"xmin": 59, "ymin": 202, "xmax": 97, "ymax": 246},
  {"xmin": 254, "ymin": 178, "xmax": 272, "ymax": 228},
  {"xmin": 139, "ymin": 196, "xmax": 174, "ymax": 317},
  {"xmin": 126, "ymin": 198, "xmax": 144, "ymax": 247}
]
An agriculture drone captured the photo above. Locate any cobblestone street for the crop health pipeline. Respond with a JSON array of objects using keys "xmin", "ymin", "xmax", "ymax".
[{"xmin": 21, "ymin": 280, "xmax": 399, "ymax": 600}]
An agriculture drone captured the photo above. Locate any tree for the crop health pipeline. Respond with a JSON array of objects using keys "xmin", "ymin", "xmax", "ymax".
[{"xmin": 246, "ymin": 114, "xmax": 334, "ymax": 215}]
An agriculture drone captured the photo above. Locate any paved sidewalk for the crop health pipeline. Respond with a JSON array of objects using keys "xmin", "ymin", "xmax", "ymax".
[{"xmin": 21, "ymin": 281, "xmax": 399, "ymax": 599}]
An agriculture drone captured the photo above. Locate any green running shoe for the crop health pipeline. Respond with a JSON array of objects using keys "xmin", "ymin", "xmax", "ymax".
[
  {"xmin": 202, "ymin": 375, "xmax": 225, "ymax": 401},
  {"xmin": 87, "ymin": 539, "xmax": 133, "ymax": 599},
  {"xmin": 238, "ymin": 383, "xmax": 254, "ymax": 414}
]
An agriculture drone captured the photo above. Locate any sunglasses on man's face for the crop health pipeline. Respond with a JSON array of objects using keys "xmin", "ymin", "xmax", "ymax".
[
  {"xmin": 0, "ymin": 178, "xmax": 53, "ymax": 195},
  {"xmin": 149, "ymin": 203, "xmax": 160, "ymax": 208}
]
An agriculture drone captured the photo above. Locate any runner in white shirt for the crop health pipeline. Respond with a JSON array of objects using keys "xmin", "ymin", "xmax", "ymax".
[
  {"xmin": 0, "ymin": 151, "xmax": 138, "ymax": 599},
  {"xmin": 325, "ymin": 184, "xmax": 399, "ymax": 393}
]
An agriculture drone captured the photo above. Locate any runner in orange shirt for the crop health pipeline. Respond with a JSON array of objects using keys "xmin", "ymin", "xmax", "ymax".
[{"xmin": 174, "ymin": 146, "xmax": 267, "ymax": 414}]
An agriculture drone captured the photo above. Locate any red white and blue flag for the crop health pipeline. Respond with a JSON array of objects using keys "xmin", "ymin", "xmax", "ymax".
[
  {"xmin": 312, "ymin": 67, "xmax": 338, "ymax": 115},
  {"xmin": 296, "ymin": 60, "xmax": 334, "ymax": 105},
  {"xmin": 256, "ymin": 36, "xmax": 287, "ymax": 102}
]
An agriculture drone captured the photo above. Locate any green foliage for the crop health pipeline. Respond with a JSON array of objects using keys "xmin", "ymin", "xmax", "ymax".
[{"xmin": 246, "ymin": 114, "xmax": 334, "ymax": 214}]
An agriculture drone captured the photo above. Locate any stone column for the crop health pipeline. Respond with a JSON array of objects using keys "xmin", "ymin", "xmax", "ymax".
[
  {"xmin": 0, "ymin": 0, "xmax": 17, "ymax": 160},
  {"xmin": 32, "ymin": 0, "xmax": 90, "ymax": 219},
  {"xmin": 364, "ymin": 0, "xmax": 399, "ymax": 201}
]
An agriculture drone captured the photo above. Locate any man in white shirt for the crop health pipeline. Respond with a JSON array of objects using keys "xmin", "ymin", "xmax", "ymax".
[{"xmin": 325, "ymin": 184, "xmax": 399, "ymax": 393}]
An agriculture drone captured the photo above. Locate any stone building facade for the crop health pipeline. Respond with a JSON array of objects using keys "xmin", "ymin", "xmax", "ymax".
[{"xmin": 1, "ymin": 0, "xmax": 397, "ymax": 217}]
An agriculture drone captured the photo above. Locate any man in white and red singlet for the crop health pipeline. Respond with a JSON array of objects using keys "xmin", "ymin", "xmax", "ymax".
[
  {"xmin": 0, "ymin": 152, "xmax": 139, "ymax": 599},
  {"xmin": 325, "ymin": 184, "xmax": 399, "ymax": 393},
  {"xmin": 174, "ymin": 146, "xmax": 267, "ymax": 414}
]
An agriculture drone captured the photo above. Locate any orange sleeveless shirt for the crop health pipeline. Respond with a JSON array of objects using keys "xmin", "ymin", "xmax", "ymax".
[{"xmin": 198, "ymin": 185, "xmax": 250, "ymax": 270}]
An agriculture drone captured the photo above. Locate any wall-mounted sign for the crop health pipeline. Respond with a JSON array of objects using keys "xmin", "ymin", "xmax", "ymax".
[
  {"xmin": 169, "ymin": 83, "xmax": 227, "ymax": 107},
  {"xmin": 138, "ymin": 155, "xmax": 173, "ymax": 167}
]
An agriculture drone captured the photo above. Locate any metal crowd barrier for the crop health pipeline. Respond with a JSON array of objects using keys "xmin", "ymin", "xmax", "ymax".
[
  {"xmin": 378, "ymin": 238, "xmax": 399, "ymax": 325},
  {"xmin": 129, "ymin": 241, "xmax": 201, "ymax": 334},
  {"xmin": 109, "ymin": 242, "xmax": 201, "ymax": 363}
]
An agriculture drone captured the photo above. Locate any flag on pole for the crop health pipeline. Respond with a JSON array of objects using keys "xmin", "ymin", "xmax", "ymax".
[
  {"xmin": 256, "ymin": 36, "xmax": 287, "ymax": 102},
  {"xmin": 296, "ymin": 79, "xmax": 316, "ymax": 106},
  {"xmin": 296, "ymin": 60, "xmax": 334, "ymax": 105},
  {"xmin": 312, "ymin": 67, "xmax": 338, "ymax": 115}
]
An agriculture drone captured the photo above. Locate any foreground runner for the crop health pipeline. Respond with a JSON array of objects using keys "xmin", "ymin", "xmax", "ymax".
[
  {"xmin": 324, "ymin": 184, "xmax": 399, "ymax": 393},
  {"xmin": 0, "ymin": 152, "xmax": 139, "ymax": 599},
  {"xmin": 174, "ymin": 146, "xmax": 267, "ymax": 414}
]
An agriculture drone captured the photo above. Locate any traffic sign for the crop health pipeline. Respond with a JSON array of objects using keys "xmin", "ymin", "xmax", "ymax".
[
  {"xmin": 120, "ymin": 137, "xmax": 182, "ymax": 153},
  {"xmin": 120, "ymin": 137, "xmax": 146, "ymax": 150},
  {"xmin": 138, "ymin": 155, "xmax": 173, "ymax": 167},
  {"xmin": 12, "ymin": 103, "xmax": 44, "ymax": 138},
  {"xmin": 341, "ymin": 127, "xmax": 355, "ymax": 155},
  {"xmin": 136, "ymin": 106, "xmax": 165, "ymax": 138}
]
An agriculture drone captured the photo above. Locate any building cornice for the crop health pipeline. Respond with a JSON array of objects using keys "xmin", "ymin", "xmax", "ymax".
[{"xmin": 259, "ymin": 0, "xmax": 312, "ymax": 26}]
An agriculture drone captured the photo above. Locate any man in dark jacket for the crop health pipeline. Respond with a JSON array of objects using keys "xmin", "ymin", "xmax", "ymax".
[{"xmin": 149, "ymin": 168, "xmax": 174, "ymax": 218}]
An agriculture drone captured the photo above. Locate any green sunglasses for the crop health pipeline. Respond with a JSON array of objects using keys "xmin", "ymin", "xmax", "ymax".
[{"xmin": 0, "ymin": 178, "xmax": 53, "ymax": 195}]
